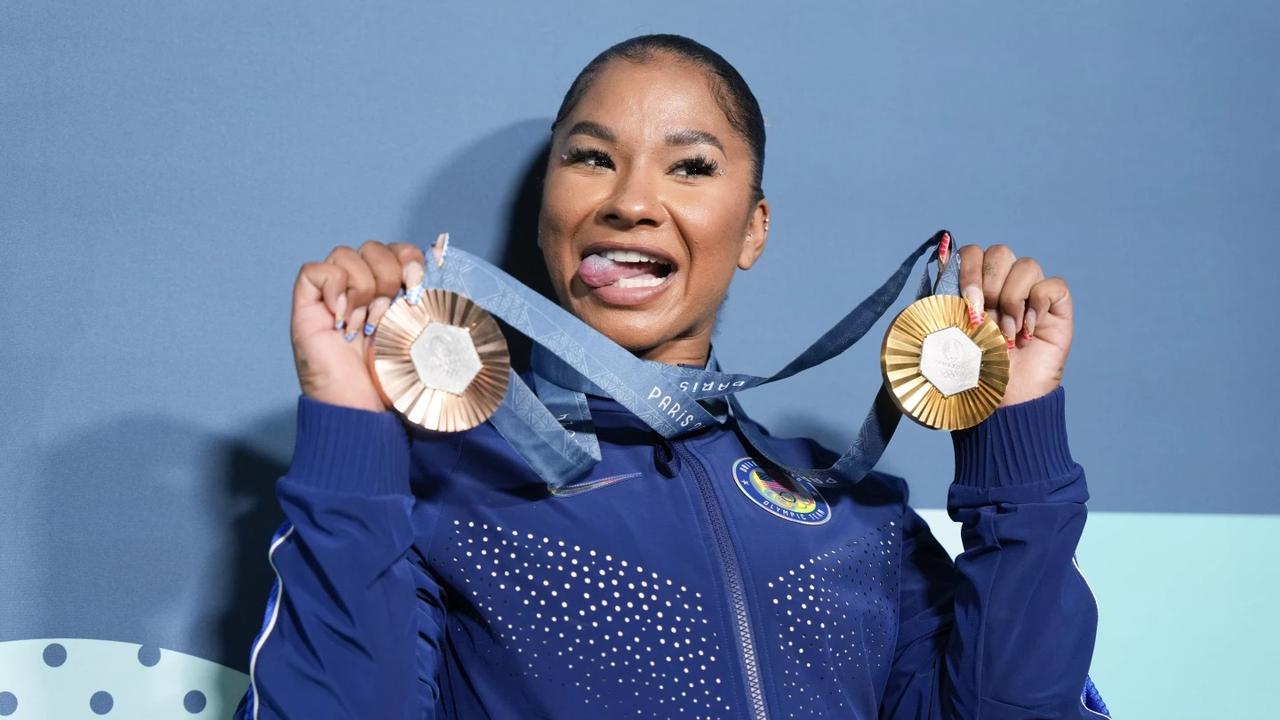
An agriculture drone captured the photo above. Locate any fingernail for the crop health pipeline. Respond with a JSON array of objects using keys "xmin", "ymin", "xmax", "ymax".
[
  {"xmin": 938, "ymin": 231, "xmax": 951, "ymax": 263},
  {"xmin": 968, "ymin": 306, "xmax": 984, "ymax": 327},
  {"xmin": 402, "ymin": 260, "xmax": 423, "ymax": 287},
  {"xmin": 999, "ymin": 316, "xmax": 1017, "ymax": 343},
  {"xmin": 1006, "ymin": 337, "xmax": 1016, "ymax": 349},
  {"xmin": 334, "ymin": 292, "xmax": 348, "ymax": 330},
  {"xmin": 403, "ymin": 260, "xmax": 424, "ymax": 305},
  {"xmin": 431, "ymin": 231, "xmax": 450, "ymax": 267},
  {"xmin": 366, "ymin": 295, "xmax": 391, "ymax": 330},
  {"xmin": 363, "ymin": 322, "xmax": 376, "ymax": 336},
  {"xmin": 962, "ymin": 285, "xmax": 985, "ymax": 326},
  {"xmin": 347, "ymin": 306, "xmax": 368, "ymax": 341},
  {"xmin": 1022, "ymin": 308, "xmax": 1037, "ymax": 340}
]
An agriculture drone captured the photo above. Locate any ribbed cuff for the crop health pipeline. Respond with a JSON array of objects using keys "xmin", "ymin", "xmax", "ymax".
[
  {"xmin": 285, "ymin": 394, "xmax": 412, "ymax": 495},
  {"xmin": 951, "ymin": 385, "xmax": 1076, "ymax": 489}
]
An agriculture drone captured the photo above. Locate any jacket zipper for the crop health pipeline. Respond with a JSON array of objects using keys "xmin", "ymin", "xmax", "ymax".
[{"xmin": 673, "ymin": 441, "xmax": 769, "ymax": 720}]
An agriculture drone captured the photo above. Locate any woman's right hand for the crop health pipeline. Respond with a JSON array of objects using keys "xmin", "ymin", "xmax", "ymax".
[{"xmin": 291, "ymin": 240, "xmax": 429, "ymax": 412}]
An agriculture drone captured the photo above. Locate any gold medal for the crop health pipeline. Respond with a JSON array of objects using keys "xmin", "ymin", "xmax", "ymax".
[
  {"xmin": 366, "ymin": 288, "xmax": 510, "ymax": 432},
  {"xmin": 880, "ymin": 294, "xmax": 1008, "ymax": 430}
]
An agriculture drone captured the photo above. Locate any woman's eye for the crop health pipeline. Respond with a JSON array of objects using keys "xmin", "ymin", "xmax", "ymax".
[
  {"xmin": 563, "ymin": 147, "xmax": 615, "ymax": 170},
  {"xmin": 671, "ymin": 155, "xmax": 720, "ymax": 178}
]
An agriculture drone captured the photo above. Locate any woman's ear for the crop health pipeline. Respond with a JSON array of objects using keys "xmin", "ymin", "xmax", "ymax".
[{"xmin": 738, "ymin": 198, "xmax": 769, "ymax": 271}]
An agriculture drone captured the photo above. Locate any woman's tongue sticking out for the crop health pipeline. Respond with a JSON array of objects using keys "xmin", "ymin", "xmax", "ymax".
[{"xmin": 577, "ymin": 254, "xmax": 668, "ymax": 288}]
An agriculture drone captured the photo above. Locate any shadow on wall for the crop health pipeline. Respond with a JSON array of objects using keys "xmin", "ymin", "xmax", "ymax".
[
  {"xmin": 17, "ymin": 410, "xmax": 291, "ymax": 674},
  {"xmin": 217, "ymin": 121, "xmax": 556, "ymax": 668},
  {"xmin": 404, "ymin": 118, "xmax": 556, "ymax": 371},
  {"xmin": 12, "ymin": 120, "xmax": 592, "ymax": 678}
]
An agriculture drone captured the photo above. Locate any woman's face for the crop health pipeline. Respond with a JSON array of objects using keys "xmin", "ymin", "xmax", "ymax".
[{"xmin": 538, "ymin": 54, "xmax": 768, "ymax": 365}]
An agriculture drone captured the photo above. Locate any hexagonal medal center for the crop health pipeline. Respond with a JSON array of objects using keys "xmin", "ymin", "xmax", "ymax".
[
  {"xmin": 919, "ymin": 326, "xmax": 981, "ymax": 397},
  {"xmin": 410, "ymin": 323, "xmax": 481, "ymax": 395}
]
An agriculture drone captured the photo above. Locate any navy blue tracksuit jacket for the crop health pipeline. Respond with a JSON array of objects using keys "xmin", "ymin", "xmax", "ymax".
[{"xmin": 236, "ymin": 376, "xmax": 1105, "ymax": 719}]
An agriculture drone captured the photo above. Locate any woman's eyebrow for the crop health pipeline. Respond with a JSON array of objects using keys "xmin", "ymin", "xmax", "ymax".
[
  {"xmin": 665, "ymin": 128, "xmax": 724, "ymax": 153},
  {"xmin": 565, "ymin": 121, "xmax": 725, "ymax": 154},
  {"xmin": 566, "ymin": 121, "xmax": 616, "ymax": 143}
]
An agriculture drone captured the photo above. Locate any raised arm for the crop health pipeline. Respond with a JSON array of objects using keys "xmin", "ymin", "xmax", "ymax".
[
  {"xmin": 237, "ymin": 239, "xmax": 449, "ymax": 718},
  {"xmin": 234, "ymin": 396, "xmax": 449, "ymax": 720},
  {"xmin": 880, "ymin": 387, "xmax": 1107, "ymax": 718}
]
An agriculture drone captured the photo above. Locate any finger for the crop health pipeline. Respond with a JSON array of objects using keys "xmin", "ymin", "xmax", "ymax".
[
  {"xmin": 997, "ymin": 257, "xmax": 1045, "ymax": 343},
  {"xmin": 387, "ymin": 241, "xmax": 426, "ymax": 303},
  {"xmin": 358, "ymin": 240, "xmax": 404, "ymax": 301},
  {"xmin": 325, "ymin": 246, "xmax": 377, "ymax": 322},
  {"xmin": 387, "ymin": 242, "xmax": 426, "ymax": 275},
  {"xmin": 979, "ymin": 244, "xmax": 1017, "ymax": 309},
  {"xmin": 294, "ymin": 261, "xmax": 350, "ymax": 329},
  {"xmin": 956, "ymin": 244, "xmax": 986, "ymax": 325},
  {"xmin": 1027, "ymin": 276, "xmax": 1072, "ymax": 335}
]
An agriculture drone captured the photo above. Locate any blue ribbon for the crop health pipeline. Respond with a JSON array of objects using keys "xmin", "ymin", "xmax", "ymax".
[{"xmin": 419, "ymin": 231, "xmax": 959, "ymax": 489}]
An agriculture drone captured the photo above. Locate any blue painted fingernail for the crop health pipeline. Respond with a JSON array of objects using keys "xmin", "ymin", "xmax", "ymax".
[
  {"xmin": 343, "ymin": 330, "xmax": 357, "ymax": 342},
  {"xmin": 406, "ymin": 285, "xmax": 423, "ymax": 305},
  {"xmin": 334, "ymin": 318, "xmax": 346, "ymax": 331},
  {"xmin": 363, "ymin": 322, "xmax": 376, "ymax": 336}
]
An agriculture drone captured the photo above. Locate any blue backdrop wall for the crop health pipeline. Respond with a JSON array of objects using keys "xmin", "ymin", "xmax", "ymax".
[{"xmin": 3, "ymin": 1, "xmax": 1276, "ymax": 717}]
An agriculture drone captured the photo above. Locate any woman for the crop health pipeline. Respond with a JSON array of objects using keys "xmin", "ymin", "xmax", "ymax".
[{"xmin": 239, "ymin": 35, "xmax": 1106, "ymax": 719}]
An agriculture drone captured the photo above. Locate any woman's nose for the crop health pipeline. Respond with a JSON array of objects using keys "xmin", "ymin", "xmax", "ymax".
[{"xmin": 597, "ymin": 165, "xmax": 664, "ymax": 229}]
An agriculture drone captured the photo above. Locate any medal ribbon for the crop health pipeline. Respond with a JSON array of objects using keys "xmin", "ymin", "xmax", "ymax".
[{"xmin": 420, "ymin": 231, "xmax": 959, "ymax": 488}]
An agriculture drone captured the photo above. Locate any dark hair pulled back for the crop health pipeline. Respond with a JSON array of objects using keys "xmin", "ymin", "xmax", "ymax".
[{"xmin": 551, "ymin": 34, "xmax": 766, "ymax": 204}]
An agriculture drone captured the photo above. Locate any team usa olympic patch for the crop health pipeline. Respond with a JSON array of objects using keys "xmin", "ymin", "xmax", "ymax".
[{"xmin": 731, "ymin": 457, "xmax": 831, "ymax": 526}]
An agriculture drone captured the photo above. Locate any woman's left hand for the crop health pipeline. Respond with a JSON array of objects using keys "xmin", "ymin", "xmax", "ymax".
[{"xmin": 954, "ymin": 243, "xmax": 1073, "ymax": 408}]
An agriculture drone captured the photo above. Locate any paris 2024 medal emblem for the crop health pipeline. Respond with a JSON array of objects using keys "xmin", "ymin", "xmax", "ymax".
[
  {"xmin": 880, "ymin": 294, "xmax": 1009, "ymax": 430},
  {"xmin": 367, "ymin": 288, "xmax": 510, "ymax": 433}
]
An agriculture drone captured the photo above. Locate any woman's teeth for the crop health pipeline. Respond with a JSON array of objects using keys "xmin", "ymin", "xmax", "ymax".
[
  {"xmin": 599, "ymin": 249, "xmax": 668, "ymax": 264},
  {"xmin": 613, "ymin": 274, "xmax": 667, "ymax": 288}
]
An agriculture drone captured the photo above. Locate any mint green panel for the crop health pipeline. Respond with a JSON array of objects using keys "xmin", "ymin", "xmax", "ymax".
[{"xmin": 919, "ymin": 510, "xmax": 1280, "ymax": 719}]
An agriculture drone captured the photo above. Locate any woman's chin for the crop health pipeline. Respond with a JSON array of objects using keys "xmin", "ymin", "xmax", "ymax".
[{"xmin": 574, "ymin": 312, "xmax": 674, "ymax": 355}]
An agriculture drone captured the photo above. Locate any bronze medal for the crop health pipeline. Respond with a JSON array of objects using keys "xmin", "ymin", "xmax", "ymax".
[
  {"xmin": 367, "ymin": 288, "xmax": 510, "ymax": 432},
  {"xmin": 880, "ymin": 294, "xmax": 1009, "ymax": 430}
]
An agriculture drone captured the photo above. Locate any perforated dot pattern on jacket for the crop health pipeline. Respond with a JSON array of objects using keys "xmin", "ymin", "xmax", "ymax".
[
  {"xmin": 762, "ymin": 519, "xmax": 901, "ymax": 718},
  {"xmin": 445, "ymin": 520, "xmax": 738, "ymax": 719}
]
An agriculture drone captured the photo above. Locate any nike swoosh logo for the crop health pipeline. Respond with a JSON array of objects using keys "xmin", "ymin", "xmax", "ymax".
[{"xmin": 548, "ymin": 472, "xmax": 644, "ymax": 497}]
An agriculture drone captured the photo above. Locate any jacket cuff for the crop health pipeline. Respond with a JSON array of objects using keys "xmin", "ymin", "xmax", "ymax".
[
  {"xmin": 285, "ymin": 394, "xmax": 411, "ymax": 495},
  {"xmin": 951, "ymin": 385, "xmax": 1076, "ymax": 489}
]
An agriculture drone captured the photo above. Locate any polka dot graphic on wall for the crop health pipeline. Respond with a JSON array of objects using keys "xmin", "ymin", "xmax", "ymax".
[{"xmin": 0, "ymin": 638, "xmax": 248, "ymax": 718}]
